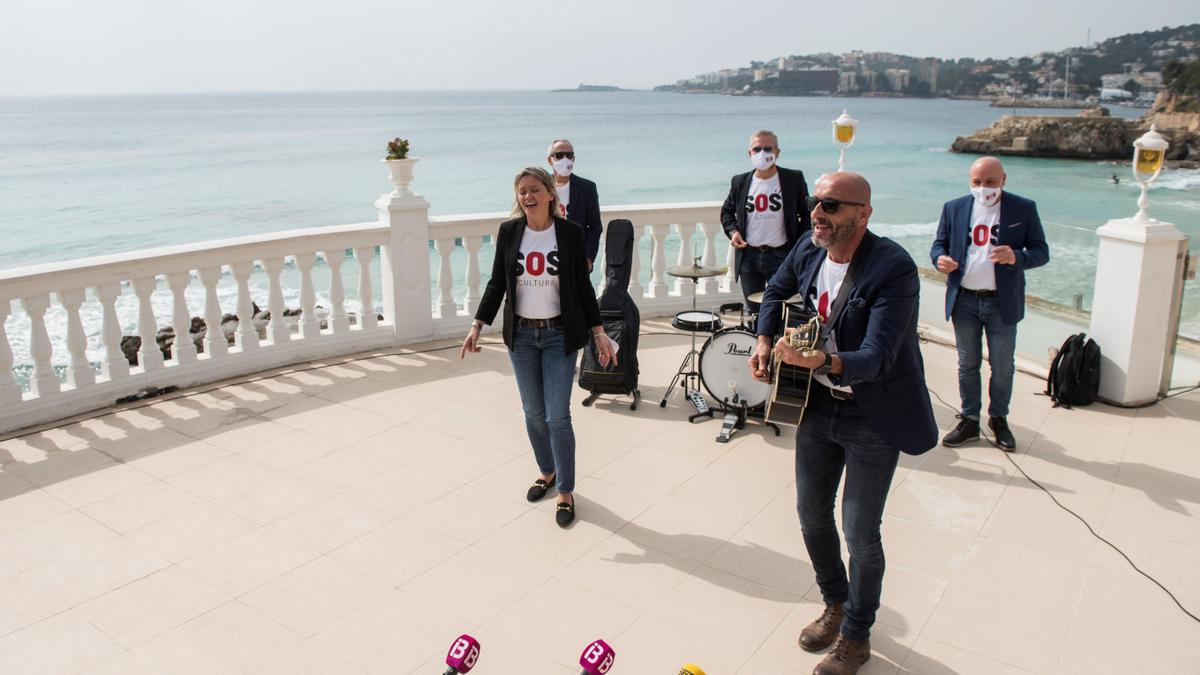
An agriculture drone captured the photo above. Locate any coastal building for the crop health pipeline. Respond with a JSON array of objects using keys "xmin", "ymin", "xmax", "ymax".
[
  {"xmin": 918, "ymin": 58, "xmax": 940, "ymax": 93},
  {"xmin": 838, "ymin": 71, "xmax": 858, "ymax": 93},
  {"xmin": 777, "ymin": 67, "xmax": 838, "ymax": 95},
  {"xmin": 884, "ymin": 68, "xmax": 911, "ymax": 91}
]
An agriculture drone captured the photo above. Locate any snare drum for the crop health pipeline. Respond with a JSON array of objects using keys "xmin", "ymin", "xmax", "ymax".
[
  {"xmin": 699, "ymin": 327, "xmax": 770, "ymax": 408},
  {"xmin": 672, "ymin": 310, "xmax": 723, "ymax": 333}
]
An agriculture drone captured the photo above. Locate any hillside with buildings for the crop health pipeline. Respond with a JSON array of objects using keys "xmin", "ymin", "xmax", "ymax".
[{"xmin": 656, "ymin": 24, "xmax": 1199, "ymax": 103}]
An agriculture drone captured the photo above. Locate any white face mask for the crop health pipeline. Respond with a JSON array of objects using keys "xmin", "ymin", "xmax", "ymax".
[
  {"xmin": 551, "ymin": 157, "xmax": 573, "ymax": 177},
  {"xmin": 971, "ymin": 186, "xmax": 1001, "ymax": 206},
  {"xmin": 750, "ymin": 151, "xmax": 776, "ymax": 171}
]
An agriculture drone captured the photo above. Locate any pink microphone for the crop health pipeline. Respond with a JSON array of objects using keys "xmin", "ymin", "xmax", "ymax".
[
  {"xmin": 443, "ymin": 634, "xmax": 480, "ymax": 674},
  {"xmin": 578, "ymin": 638, "xmax": 616, "ymax": 674}
]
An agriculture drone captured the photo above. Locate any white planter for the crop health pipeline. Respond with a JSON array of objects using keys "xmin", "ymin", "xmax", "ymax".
[{"xmin": 384, "ymin": 157, "xmax": 419, "ymax": 198}]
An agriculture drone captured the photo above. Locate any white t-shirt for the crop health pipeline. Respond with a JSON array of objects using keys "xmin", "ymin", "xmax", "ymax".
[
  {"xmin": 555, "ymin": 181, "xmax": 571, "ymax": 219},
  {"xmin": 960, "ymin": 201, "xmax": 1000, "ymax": 291},
  {"xmin": 744, "ymin": 173, "xmax": 786, "ymax": 247},
  {"xmin": 813, "ymin": 256, "xmax": 853, "ymax": 393},
  {"xmin": 515, "ymin": 225, "xmax": 561, "ymax": 320}
]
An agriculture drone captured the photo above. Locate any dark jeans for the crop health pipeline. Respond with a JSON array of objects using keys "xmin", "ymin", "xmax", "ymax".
[
  {"xmin": 951, "ymin": 293, "xmax": 1017, "ymax": 419},
  {"xmin": 739, "ymin": 246, "xmax": 790, "ymax": 314},
  {"xmin": 508, "ymin": 325, "xmax": 578, "ymax": 493},
  {"xmin": 795, "ymin": 386, "xmax": 900, "ymax": 641}
]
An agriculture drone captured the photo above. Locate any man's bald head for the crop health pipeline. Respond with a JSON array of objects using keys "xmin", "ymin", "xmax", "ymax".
[
  {"xmin": 969, "ymin": 157, "xmax": 1006, "ymax": 188},
  {"xmin": 814, "ymin": 172, "xmax": 872, "ymax": 205}
]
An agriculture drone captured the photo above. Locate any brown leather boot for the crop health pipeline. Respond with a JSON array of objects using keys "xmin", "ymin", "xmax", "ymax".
[
  {"xmin": 798, "ymin": 602, "xmax": 844, "ymax": 652},
  {"xmin": 812, "ymin": 635, "xmax": 870, "ymax": 675}
]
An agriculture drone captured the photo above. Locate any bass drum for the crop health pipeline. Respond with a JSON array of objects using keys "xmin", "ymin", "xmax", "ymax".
[{"xmin": 699, "ymin": 327, "xmax": 771, "ymax": 409}]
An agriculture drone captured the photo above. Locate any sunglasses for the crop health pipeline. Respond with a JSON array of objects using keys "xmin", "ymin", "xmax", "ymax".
[
  {"xmin": 806, "ymin": 196, "xmax": 867, "ymax": 213},
  {"xmin": 551, "ymin": 151, "xmax": 575, "ymax": 160},
  {"xmin": 750, "ymin": 146, "xmax": 775, "ymax": 154}
]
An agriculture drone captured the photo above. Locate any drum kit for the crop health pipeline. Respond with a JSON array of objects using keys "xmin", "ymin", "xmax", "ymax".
[{"xmin": 660, "ymin": 261, "xmax": 785, "ymax": 443}]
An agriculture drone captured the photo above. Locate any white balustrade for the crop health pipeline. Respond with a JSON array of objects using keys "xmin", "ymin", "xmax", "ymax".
[
  {"xmin": 649, "ymin": 224, "xmax": 670, "ymax": 299},
  {"xmin": 20, "ymin": 294, "xmax": 59, "ymax": 396},
  {"xmin": 433, "ymin": 238, "xmax": 456, "ymax": 320},
  {"xmin": 198, "ymin": 267, "xmax": 228, "ymax": 358},
  {"xmin": 700, "ymin": 222, "xmax": 722, "ymax": 295},
  {"xmin": 325, "ymin": 249, "xmax": 350, "ymax": 334},
  {"xmin": 724, "ymin": 243, "xmax": 739, "ymax": 295},
  {"xmin": 57, "ymin": 289, "xmax": 95, "ymax": 388},
  {"xmin": 0, "ymin": 301, "xmax": 21, "ymax": 404},
  {"xmin": 353, "ymin": 246, "xmax": 377, "ymax": 329},
  {"xmin": 629, "ymin": 226, "xmax": 645, "ymax": 299},
  {"xmin": 463, "ymin": 236, "xmax": 483, "ymax": 315},
  {"xmin": 95, "ymin": 283, "xmax": 130, "ymax": 380},
  {"xmin": 263, "ymin": 258, "xmax": 290, "ymax": 344},
  {"xmin": 132, "ymin": 276, "xmax": 164, "ymax": 370},
  {"xmin": 166, "ymin": 272, "xmax": 198, "ymax": 364},
  {"xmin": 230, "ymin": 262, "xmax": 258, "ymax": 352},
  {"xmin": 294, "ymin": 254, "xmax": 320, "ymax": 339},
  {"xmin": 674, "ymin": 223, "xmax": 697, "ymax": 298}
]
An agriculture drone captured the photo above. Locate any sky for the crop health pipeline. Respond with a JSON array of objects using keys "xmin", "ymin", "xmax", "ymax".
[{"xmin": 1, "ymin": 0, "xmax": 1196, "ymax": 96}]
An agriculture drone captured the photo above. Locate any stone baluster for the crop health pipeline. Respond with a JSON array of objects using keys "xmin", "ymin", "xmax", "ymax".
[
  {"xmin": 463, "ymin": 236, "xmax": 483, "ymax": 315},
  {"xmin": 56, "ymin": 289, "xmax": 95, "ymax": 388},
  {"xmin": 674, "ymin": 223, "xmax": 697, "ymax": 298},
  {"xmin": 131, "ymin": 276, "xmax": 164, "ymax": 370},
  {"xmin": 724, "ymin": 242, "xmax": 739, "ymax": 296},
  {"xmin": 293, "ymin": 253, "xmax": 320, "ymax": 339},
  {"xmin": 197, "ymin": 267, "xmax": 228, "ymax": 358},
  {"xmin": 699, "ymin": 223, "xmax": 722, "ymax": 295},
  {"xmin": 649, "ymin": 223, "xmax": 671, "ymax": 299},
  {"xmin": 629, "ymin": 227, "xmax": 644, "ymax": 300},
  {"xmin": 433, "ymin": 238, "xmax": 456, "ymax": 320},
  {"xmin": 262, "ymin": 257, "xmax": 290, "ymax": 344},
  {"xmin": 20, "ymin": 294, "xmax": 59, "ymax": 396},
  {"xmin": 353, "ymin": 246, "xmax": 377, "ymax": 329},
  {"xmin": 325, "ymin": 249, "xmax": 350, "ymax": 334},
  {"xmin": 94, "ymin": 283, "xmax": 129, "ymax": 380},
  {"xmin": 165, "ymin": 272, "xmax": 197, "ymax": 364},
  {"xmin": 230, "ymin": 262, "xmax": 258, "ymax": 351},
  {"xmin": 0, "ymin": 301, "xmax": 23, "ymax": 404}
]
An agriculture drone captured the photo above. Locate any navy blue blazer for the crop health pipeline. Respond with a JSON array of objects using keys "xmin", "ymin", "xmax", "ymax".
[
  {"xmin": 719, "ymin": 166, "xmax": 812, "ymax": 279},
  {"xmin": 757, "ymin": 230, "xmax": 938, "ymax": 455},
  {"xmin": 930, "ymin": 192, "xmax": 1050, "ymax": 325},
  {"xmin": 564, "ymin": 174, "xmax": 603, "ymax": 262}
]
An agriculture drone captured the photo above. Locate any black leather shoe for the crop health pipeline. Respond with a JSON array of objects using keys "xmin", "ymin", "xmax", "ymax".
[
  {"xmin": 942, "ymin": 416, "xmax": 980, "ymax": 447},
  {"xmin": 555, "ymin": 499, "xmax": 575, "ymax": 528},
  {"xmin": 526, "ymin": 475, "xmax": 555, "ymax": 502},
  {"xmin": 989, "ymin": 417, "xmax": 1017, "ymax": 451}
]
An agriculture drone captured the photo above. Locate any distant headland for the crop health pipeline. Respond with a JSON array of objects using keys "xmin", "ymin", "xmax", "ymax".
[{"xmin": 551, "ymin": 84, "xmax": 627, "ymax": 93}]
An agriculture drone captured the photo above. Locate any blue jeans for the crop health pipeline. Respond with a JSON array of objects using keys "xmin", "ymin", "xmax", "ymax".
[
  {"xmin": 508, "ymin": 325, "xmax": 578, "ymax": 493},
  {"xmin": 795, "ymin": 387, "xmax": 900, "ymax": 642},
  {"xmin": 951, "ymin": 293, "xmax": 1017, "ymax": 419},
  {"xmin": 739, "ymin": 246, "xmax": 790, "ymax": 313}
]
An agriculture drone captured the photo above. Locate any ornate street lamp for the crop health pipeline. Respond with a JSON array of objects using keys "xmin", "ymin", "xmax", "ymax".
[
  {"xmin": 832, "ymin": 109, "xmax": 858, "ymax": 171},
  {"xmin": 1131, "ymin": 125, "xmax": 1169, "ymax": 222}
]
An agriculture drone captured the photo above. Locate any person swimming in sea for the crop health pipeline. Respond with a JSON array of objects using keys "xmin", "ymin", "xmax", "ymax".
[{"xmin": 1110, "ymin": 173, "xmax": 1120, "ymax": 184}]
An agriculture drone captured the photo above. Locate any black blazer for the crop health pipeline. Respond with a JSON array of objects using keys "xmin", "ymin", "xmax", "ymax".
[
  {"xmin": 475, "ymin": 216, "xmax": 603, "ymax": 353},
  {"xmin": 564, "ymin": 174, "xmax": 603, "ymax": 262},
  {"xmin": 720, "ymin": 166, "xmax": 812, "ymax": 278}
]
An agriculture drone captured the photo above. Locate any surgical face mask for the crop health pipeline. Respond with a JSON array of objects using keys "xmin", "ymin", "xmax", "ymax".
[
  {"xmin": 551, "ymin": 157, "xmax": 573, "ymax": 177},
  {"xmin": 750, "ymin": 151, "xmax": 775, "ymax": 171},
  {"xmin": 971, "ymin": 186, "xmax": 1001, "ymax": 206}
]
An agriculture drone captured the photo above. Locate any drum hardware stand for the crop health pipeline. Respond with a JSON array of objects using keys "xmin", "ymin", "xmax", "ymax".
[
  {"xmin": 688, "ymin": 393, "xmax": 781, "ymax": 443},
  {"xmin": 659, "ymin": 258, "xmax": 721, "ymax": 409}
]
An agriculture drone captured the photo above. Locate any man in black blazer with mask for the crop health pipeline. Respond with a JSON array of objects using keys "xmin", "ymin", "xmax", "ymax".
[
  {"xmin": 548, "ymin": 139, "xmax": 603, "ymax": 270},
  {"xmin": 720, "ymin": 129, "xmax": 812, "ymax": 313}
]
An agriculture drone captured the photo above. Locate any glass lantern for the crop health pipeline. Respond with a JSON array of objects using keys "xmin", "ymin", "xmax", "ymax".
[
  {"xmin": 1131, "ymin": 125, "xmax": 1169, "ymax": 222},
  {"xmin": 831, "ymin": 109, "xmax": 858, "ymax": 171}
]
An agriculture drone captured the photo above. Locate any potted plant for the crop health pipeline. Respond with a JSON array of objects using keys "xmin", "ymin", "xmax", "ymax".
[{"xmin": 383, "ymin": 137, "xmax": 418, "ymax": 197}]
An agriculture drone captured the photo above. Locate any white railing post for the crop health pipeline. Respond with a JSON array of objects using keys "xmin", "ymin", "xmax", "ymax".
[
  {"xmin": 377, "ymin": 179, "xmax": 433, "ymax": 343},
  {"xmin": 57, "ymin": 289, "xmax": 95, "ymax": 388},
  {"xmin": 230, "ymin": 262, "xmax": 259, "ymax": 352},
  {"xmin": 131, "ymin": 276, "xmax": 164, "ymax": 370},
  {"xmin": 433, "ymin": 238, "xmax": 456, "ymax": 320},
  {"xmin": 0, "ymin": 301, "xmax": 21, "ymax": 404},
  {"xmin": 352, "ymin": 246, "xmax": 378, "ymax": 329},
  {"xmin": 197, "ymin": 267, "xmax": 228, "ymax": 358},
  {"xmin": 674, "ymin": 223, "xmax": 697, "ymax": 298},
  {"xmin": 649, "ymin": 223, "xmax": 670, "ymax": 299},
  {"xmin": 700, "ymin": 223, "xmax": 722, "ymax": 295},
  {"xmin": 630, "ymin": 226, "xmax": 644, "ymax": 300},
  {"xmin": 21, "ymin": 294, "xmax": 59, "ymax": 396},
  {"xmin": 294, "ymin": 253, "xmax": 320, "ymax": 339},
  {"xmin": 724, "ymin": 244, "xmax": 740, "ymax": 296},
  {"xmin": 463, "ymin": 235, "xmax": 483, "ymax": 315},
  {"xmin": 263, "ymin": 258, "xmax": 290, "ymax": 344},
  {"xmin": 166, "ymin": 272, "xmax": 198, "ymax": 364},
  {"xmin": 95, "ymin": 283, "xmax": 129, "ymax": 380},
  {"xmin": 325, "ymin": 249, "xmax": 350, "ymax": 334}
]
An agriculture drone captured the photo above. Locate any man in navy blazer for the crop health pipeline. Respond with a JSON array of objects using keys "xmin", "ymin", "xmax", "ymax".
[
  {"xmin": 750, "ymin": 173, "xmax": 937, "ymax": 674},
  {"xmin": 931, "ymin": 156, "xmax": 1049, "ymax": 451},
  {"xmin": 547, "ymin": 139, "xmax": 603, "ymax": 268}
]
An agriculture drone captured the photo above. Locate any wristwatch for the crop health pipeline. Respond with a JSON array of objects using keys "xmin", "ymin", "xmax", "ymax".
[{"xmin": 814, "ymin": 352, "xmax": 833, "ymax": 377}]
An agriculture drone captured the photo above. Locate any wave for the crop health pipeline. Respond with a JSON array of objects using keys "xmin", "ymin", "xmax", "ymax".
[
  {"xmin": 873, "ymin": 221, "xmax": 938, "ymax": 238},
  {"xmin": 1151, "ymin": 168, "xmax": 1200, "ymax": 192}
]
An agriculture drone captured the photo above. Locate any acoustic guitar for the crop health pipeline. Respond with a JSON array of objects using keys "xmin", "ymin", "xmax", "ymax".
[{"xmin": 764, "ymin": 303, "xmax": 822, "ymax": 427}]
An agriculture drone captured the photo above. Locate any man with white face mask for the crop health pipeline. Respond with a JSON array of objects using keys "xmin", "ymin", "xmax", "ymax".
[
  {"xmin": 931, "ymin": 156, "xmax": 1049, "ymax": 451},
  {"xmin": 720, "ymin": 130, "xmax": 812, "ymax": 313},
  {"xmin": 547, "ymin": 139, "xmax": 602, "ymax": 270}
]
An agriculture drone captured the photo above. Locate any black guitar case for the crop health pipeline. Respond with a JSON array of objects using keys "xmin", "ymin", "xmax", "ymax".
[{"xmin": 578, "ymin": 219, "xmax": 641, "ymax": 409}]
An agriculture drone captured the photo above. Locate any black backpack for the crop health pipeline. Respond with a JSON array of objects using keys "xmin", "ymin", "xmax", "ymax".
[
  {"xmin": 579, "ymin": 219, "xmax": 641, "ymax": 409},
  {"xmin": 1046, "ymin": 333, "xmax": 1101, "ymax": 408}
]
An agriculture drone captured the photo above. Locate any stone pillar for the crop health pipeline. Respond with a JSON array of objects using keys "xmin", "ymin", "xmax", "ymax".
[
  {"xmin": 1088, "ymin": 217, "xmax": 1188, "ymax": 405},
  {"xmin": 377, "ymin": 178, "xmax": 433, "ymax": 344}
]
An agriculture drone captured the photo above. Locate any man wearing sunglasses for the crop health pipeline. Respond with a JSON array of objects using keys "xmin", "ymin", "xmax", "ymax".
[
  {"xmin": 750, "ymin": 172, "xmax": 937, "ymax": 675},
  {"xmin": 931, "ymin": 156, "xmax": 1049, "ymax": 452},
  {"xmin": 720, "ymin": 130, "xmax": 812, "ymax": 313},
  {"xmin": 547, "ymin": 139, "xmax": 603, "ymax": 270}
]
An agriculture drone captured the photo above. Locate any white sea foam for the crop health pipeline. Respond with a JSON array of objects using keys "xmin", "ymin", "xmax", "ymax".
[
  {"xmin": 1151, "ymin": 168, "xmax": 1200, "ymax": 191},
  {"xmin": 873, "ymin": 221, "xmax": 939, "ymax": 238}
]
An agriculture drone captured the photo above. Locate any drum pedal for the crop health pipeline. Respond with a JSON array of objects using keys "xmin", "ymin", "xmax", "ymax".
[
  {"xmin": 687, "ymin": 390, "xmax": 710, "ymax": 415},
  {"xmin": 716, "ymin": 410, "xmax": 740, "ymax": 443}
]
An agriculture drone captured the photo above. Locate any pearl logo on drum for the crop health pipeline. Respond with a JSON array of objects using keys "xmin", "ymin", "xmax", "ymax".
[{"xmin": 724, "ymin": 342, "xmax": 752, "ymax": 356}]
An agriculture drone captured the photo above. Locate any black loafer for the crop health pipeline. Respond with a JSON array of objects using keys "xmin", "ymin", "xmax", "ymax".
[
  {"xmin": 555, "ymin": 500, "xmax": 575, "ymax": 528},
  {"xmin": 526, "ymin": 475, "xmax": 555, "ymax": 502}
]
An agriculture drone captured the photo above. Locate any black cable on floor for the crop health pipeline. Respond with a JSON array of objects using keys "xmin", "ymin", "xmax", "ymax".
[{"xmin": 927, "ymin": 387, "xmax": 1200, "ymax": 625}]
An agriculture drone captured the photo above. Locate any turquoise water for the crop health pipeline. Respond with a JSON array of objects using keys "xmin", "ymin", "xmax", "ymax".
[{"xmin": 0, "ymin": 91, "xmax": 1197, "ymax": 382}]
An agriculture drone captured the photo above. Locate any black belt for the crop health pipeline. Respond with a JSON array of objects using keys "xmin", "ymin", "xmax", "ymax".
[
  {"xmin": 960, "ymin": 287, "xmax": 998, "ymax": 298},
  {"xmin": 753, "ymin": 244, "xmax": 789, "ymax": 252},
  {"xmin": 517, "ymin": 316, "xmax": 562, "ymax": 328}
]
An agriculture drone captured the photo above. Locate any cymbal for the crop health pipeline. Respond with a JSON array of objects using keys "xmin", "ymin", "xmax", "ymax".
[
  {"xmin": 666, "ymin": 263, "xmax": 726, "ymax": 279},
  {"xmin": 747, "ymin": 292, "xmax": 803, "ymax": 304}
]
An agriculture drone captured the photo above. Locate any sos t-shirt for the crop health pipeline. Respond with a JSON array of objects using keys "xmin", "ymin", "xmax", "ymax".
[
  {"xmin": 812, "ymin": 256, "xmax": 853, "ymax": 393},
  {"xmin": 556, "ymin": 181, "xmax": 571, "ymax": 219},
  {"xmin": 960, "ymin": 201, "xmax": 1001, "ymax": 291},
  {"xmin": 744, "ymin": 174, "xmax": 786, "ymax": 247},
  {"xmin": 515, "ymin": 225, "xmax": 561, "ymax": 319}
]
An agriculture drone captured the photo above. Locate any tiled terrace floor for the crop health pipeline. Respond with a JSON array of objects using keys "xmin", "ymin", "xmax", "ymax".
[{"xmin": 1, "ymin": 319, "xmax": 1198, "ymax": 674}]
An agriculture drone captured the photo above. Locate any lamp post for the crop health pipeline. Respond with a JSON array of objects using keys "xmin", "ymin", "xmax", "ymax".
[
  {"xmin": 1131, "ymin": 124, "xmax": 1168, "ymax": 222},
  {"xmin": 831, "ymin": 109, "xmax": 858, "ymax": 171}
]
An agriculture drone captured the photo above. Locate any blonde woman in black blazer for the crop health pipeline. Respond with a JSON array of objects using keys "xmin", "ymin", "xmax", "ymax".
[{"xmin": 460, "ymin": 167, "xmax": 616, "ymax": 527}]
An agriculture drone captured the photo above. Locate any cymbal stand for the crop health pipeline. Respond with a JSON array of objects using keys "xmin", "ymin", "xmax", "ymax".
[{"xmin": 659, "ymin": 275, "xmax": 709, "ymax": 411}]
